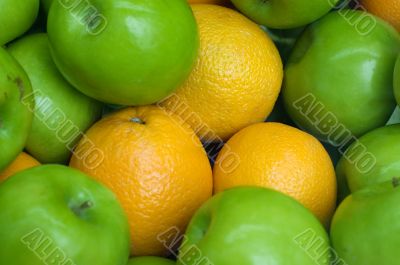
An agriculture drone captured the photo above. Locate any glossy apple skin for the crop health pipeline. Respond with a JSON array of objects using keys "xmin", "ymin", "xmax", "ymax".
[
  {"xmin": 231, "ymin": 0, "xmax": 338, "ymax": 29},
  {"xmin": 0, "ymin": 165, "xmax": 130, "ymax": 265},
  {"xmin": 0, "ymin": 47, "xmax": 34, "ymax": 171},
  {"xmin": 8, "ymin": 33, "xmax": 103, "ymax": 164},
  {"xmin": 128, "ymin": 257, "xmax": 175, "ymax": 265},
  {"xmin": 336, "ymin": 124, "xmax": 400, "ymax": 201},
  {"xmin": 331, "ymin": 180, "xmax": 400, "ymax": 265},
  {"xmin": 47, "ymin": 0, "xmax": 198, "ymax": 106},
  {"xmin": 283, "ymin": 11, "xmax": 400, "ymax": 145},
  {"xmin": 0, "ymin": 0, "xmax": 39, "ymax": 45},
  {"xmin": 178, "ymin": 187, "xmax": 331, "ymax": 265}
]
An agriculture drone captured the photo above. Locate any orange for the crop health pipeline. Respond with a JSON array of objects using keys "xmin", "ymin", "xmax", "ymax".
[
  {"xmin": 213, "ymin": 122, "xmax": 337, "ymax": 226},
  {"xmin": 0, "ymin": 152, "xmax": 40, "ymax": 182},
  {"xmin": 188, "ymin": 0, "xmax": 229, "ymax": 5},
  {"xmin": 160, "ymin": 5, "xmax": 283, "ymax": 142},
  {"xmin": 360, "ymin": 0, "xmax": 400, "ymax": 31},
  {"xmin": 70, "ymin": 106, "xmax": 213, "ymax": 256}
]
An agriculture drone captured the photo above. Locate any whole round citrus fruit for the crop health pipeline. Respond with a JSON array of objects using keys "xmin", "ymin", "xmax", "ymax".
[
  {"xmin": 213, "ymin": 122, "xmax": 337, "ymax": 226},
  {"xmin": 0, "ymin": 152, "xmax": 40, "ymax": 182},
  {"xmin": 160, "ymin": 5, "xmax": 283, "ymax": 142},
  {"xmin": 360, "ymin": 0, "xmax": 400, "ymax": 31},
  {"xmin": 70, "ymin": 106, "xmax": 213, "ymax": 256}
]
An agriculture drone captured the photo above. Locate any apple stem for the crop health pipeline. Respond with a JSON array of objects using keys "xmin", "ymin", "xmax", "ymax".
[
  {"xmin": 71, "ymin": 200, "xmax": 93, "ymax": 216},
  {"xmin": 392, "ymin": 177, "xmax": 400, "ymax": 188},
  {"xmin": 80, "ymin": 200, "xmax": 93, "ymax": 210}
]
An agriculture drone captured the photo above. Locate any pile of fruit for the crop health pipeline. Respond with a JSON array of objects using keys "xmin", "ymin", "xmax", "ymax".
[{"xmin": 2, "ymin": 0, "xmax": 400, "ymax": 264}]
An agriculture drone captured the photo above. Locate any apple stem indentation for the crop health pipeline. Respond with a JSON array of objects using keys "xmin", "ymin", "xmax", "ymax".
[
  {"xmin": 71, "ymin": 200, "xmax": 93, "ymax": 216},
  {"xmin": 80, "ymin": 200, "xmax": 93, "ymax": 210}
]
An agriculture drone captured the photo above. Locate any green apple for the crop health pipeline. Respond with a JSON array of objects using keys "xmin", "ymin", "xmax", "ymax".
[
  {"xmin": 283, "ymin": 11, "xmax": 400, "ymax": 145},
  {"xmin": 0, "ymin": 165, "xmax": 130, "ymax": 265},
  {"xmin": 336, "ymin": 124, "xmax": 400, "ymax": 201},
  {"xmin": 128, "ymin": 257, "xmax": 175, "ymax": 265},
  {"xmin": 8, "ymin": 33, "xmax": 103, "ymax": 164},
  {"xmin": 0, "ymin": 47, "xmax": 34, "ymax": 171},
  {"xmin": 331, "ymin": 179, "xmax": 400, "ymax": 265},
  {"xmin": 47, "ymin": 0, "xmax": 198, "ymax": 106},
  {"xmin": 177, "ymin": 187, "xmax": 332, "ymax": 265},
  {"xmin": 394, "ymin": 55, "xmax": 400, "ymax": 105},
  {"xmin": 231, "ymin": 0, "xmax": 339, "ymax": 29},
  {"xmin": 0, "ymin": 0, "xmax": 39, "ymax": 45}
]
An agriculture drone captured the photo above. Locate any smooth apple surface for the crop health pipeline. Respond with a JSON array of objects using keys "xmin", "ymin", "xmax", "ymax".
[
  {"xmin": 0, "ymin": 0, "xmax": 39, "ymax": 45},
  {"xmin": 178, "ymin": 187, "xmax": 331, "ymax": 265},
  {"xmin": 8, "ymin": 33, "xmax": 103, "ymax": 164},
  {"xmin": 0, "ymin": 165, "xmax": 130, "ymax": 265},
  {"xmin": 47, "ymin": 0, "xmax": 199, "ymax": 105},
  {"xmin": 336, "ymin": 124, "xmax": 400, "ymax": 202},
  {"xmin": 0, "ymin": 47, "xmax": 34, "ymax": 171},
  {"xmin": 331, "ymin": 179, "xmax": 400, "ymax": 265},
  {"xmin": 231, "ymin": 0, "xmax": 339, "ymax": 29},
  {"xmin": 283, "ymin": 11, "xmax": 400, "ymax": 144}
]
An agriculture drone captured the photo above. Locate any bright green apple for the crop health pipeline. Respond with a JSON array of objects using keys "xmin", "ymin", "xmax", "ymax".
[
  {"xmin": 47, "ymin": 0, "xmax": 198, "ymax": 105},
  {"xmin": 331, "ymin": 179, "xmax": 400, "ymax": 265},
  {"xmin": 0, "ymin": 47, "xmax": 34, "ymax": 171},
  {"xmin": 283, "ymin": 11, "xmax": 400, "ymax": 145},
  {"xmin": 394, "ymin": 55, "xmax": 400, "ymax": 105},
  {"xmin": 0, "ymin": 165, "xmax": 130, "ymax": 265},
  {"xmin": 231, "ymin": 0, "xmax": 339, "ymax": 29},
  {"xmin": 336, "ymin": 124, "xmax": 400, "ymax": 201},
  {"xmin": 8, "ymin": 33, "xmax": 103, "ymax": 164},
  {"xmin": 178, "ymin": 187, "xmax": 332, "ymax": 265},
  {"xmin": 0, "ymin": 0, "xmax": 39, "ymax": 45},
  {"xmin": 128, "ymin": 257, "xmax": 175, "ymax": 265}
]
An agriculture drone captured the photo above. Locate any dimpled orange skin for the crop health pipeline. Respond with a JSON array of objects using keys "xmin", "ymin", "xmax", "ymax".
[
  {"xmin": 361, "ymin": 0, "xmax": 400, "ymax": 31},
  {"xmin": 0, "ymin": 152, "xmax": 40, "ymax": 182},
  {"xmin": 161, "ymin": 5, "xmax": 283, "ymax": 142},
  {"xmin": 69, "ymin": 106, "xmax": 213, "ymax": 256},
  {"xmin": 213, "ymin": 122, "xmax": 337, "ymax": 227}
]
